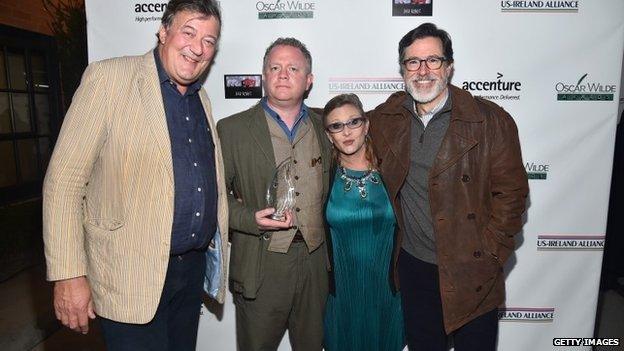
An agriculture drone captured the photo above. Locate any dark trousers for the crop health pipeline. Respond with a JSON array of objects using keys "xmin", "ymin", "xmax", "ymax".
[
  {"xmin": 398, "ymin": 249, "xmax": 498, "ymax": 351},
  {"xmin": 99, "ymin": 250, "xmax": 206, "ymax": 351}
]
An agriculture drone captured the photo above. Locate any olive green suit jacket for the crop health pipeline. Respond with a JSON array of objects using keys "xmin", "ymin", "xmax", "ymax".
[{"xmin": 217, "ymin": 103, "xmax": 331, "ymax": 298}]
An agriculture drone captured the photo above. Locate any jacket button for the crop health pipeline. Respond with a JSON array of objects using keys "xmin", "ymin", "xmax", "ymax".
[
  {"xmin": 262, "ymin": 233, "xmax": 271, "ymax": 240},
  {"xmin": 462, "ymin": 174, "xmax": 471, "ymax": 182},
  {"xmin": 467, "ymin": 213, "xmax": 476, "ymax": 220},
  {"xmin": 476, "ymin": 285, "xmax": 482, "ymax": 292},
  {"xmin": 293, "ymin": 159, "xmax": 298, "ymax": 164},
  {"xmin": 295, "ymin": 207, "xmax": 301, "ymax": 212},
  {"xmin": 293, "ymin": 225, "xmax": 298, "ymax": 230},
  {"xmin": 294, "ymin": 176, "xmax": 299, "ymax": 180},
  {"xmin": 295, "ymin": 192, "xmax": 300, "ymax": 196},
  {"xmin": 473, "ymin": 250, "xmax": 481, "ymax": 258}
]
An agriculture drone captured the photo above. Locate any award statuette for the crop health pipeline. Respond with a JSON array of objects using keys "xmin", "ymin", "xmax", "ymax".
[{"xmin": 266, "ymin": 157, "xmax": 296, "ymax": 221}]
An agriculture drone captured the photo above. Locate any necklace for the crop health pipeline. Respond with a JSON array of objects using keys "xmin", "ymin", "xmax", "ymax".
[{"xmin": 339, "ymin": 166, "xmax": 380, "ymax": 198}]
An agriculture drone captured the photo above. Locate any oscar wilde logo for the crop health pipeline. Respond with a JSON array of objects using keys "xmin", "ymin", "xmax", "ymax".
[
  {"xmin": 499, "ymin": 307, "xmax": 555, "ymax": 322},
  {"xmin": 556, "ymin": 74, "xmax": 616, "ymax": 101},
  {"xmin": 500, "ymin": 1, "xmax": 579, "ymax": 13},
  {"xmin": 537, "ymin": 234, "xmax": 605, "ymax": 251},
  {"xmin": 525, "ymin": 161, "xmax": 549, "ymax": 180},
  {"xmin": 256, "ymin": 0, "xmax": 316, "ymax": 19},
  {"xmin": 328, "ymin": 77, "xmax": 405, "ymax": 95},
  {"xmin": 461, "ymin": 73, "xmax": 522, "ymax": 101}
]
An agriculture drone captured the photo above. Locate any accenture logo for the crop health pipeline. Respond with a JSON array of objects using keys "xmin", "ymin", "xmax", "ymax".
[
  {"xmin": 499, "ymin": 307, "xmax": 555, "ymax": 322},
  {"xmin": 328, "ymin": 77, "xmax": 405, "ymax": 95},
  {"xmin": 134, "ymin": 2, "xmax": 167, "ymax": 23},
  {"xmin": 134, "ymin": 2, "xmax": 167, "ymax": 12},
  {"xmin": 461, "ymin": 73, "xmax": 522, "ymax": 101},
  {"xmin": 500, "ymin": 1, "xmax": 579, "ymax": 13},
  {"xmin": 256, "ymin": 0, "xmax": 316, "ymax": 19},
  {"xmin": 537, "ymin": 234, "xmax": 605, "ymax": 251},
  {"xmin": 556, "ymin": 73, "xmax": 616, "ymax": 101}
]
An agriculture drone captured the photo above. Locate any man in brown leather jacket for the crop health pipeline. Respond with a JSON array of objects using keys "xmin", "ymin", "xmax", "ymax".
[{"xmin": 368, "ymin": 23, "xmax": 529, "ymax": 351}]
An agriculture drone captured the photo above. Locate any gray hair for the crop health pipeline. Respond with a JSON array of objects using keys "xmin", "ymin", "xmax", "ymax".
[{"xmin": 161, "ymin": 0, "xmax": 221, "ymax": 29}]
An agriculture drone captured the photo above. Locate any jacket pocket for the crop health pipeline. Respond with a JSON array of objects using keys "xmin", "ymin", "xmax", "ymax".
[
  {"xmin": 83, "ymin": 221, "xmax": 124, "ymax": 293},
  {"xmin": 86, "ymin": 218, "xmax": 124, "ymax": 231},
  {"xmin": 481, "ymin": 227, "xmax": 513, "ymax": 267},
  {"xmin": 229, "ymin": 231, "xmax": 264, "ymax": 297}
]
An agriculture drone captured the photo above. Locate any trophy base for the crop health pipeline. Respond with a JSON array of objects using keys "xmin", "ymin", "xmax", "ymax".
[{"xmin": 270, "ymin": 213, "xmax": 286, "ymax": 221}]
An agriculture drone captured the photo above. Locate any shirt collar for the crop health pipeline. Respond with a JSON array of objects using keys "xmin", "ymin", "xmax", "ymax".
[
  {"xmin": 153, "ymin": 50, "xmax": 202, "ymax": 95},
  {"xmin": 260, "ymin": 97, "xmax": 309, "ymax": 125},
  {"xmin": 415, "ymin": 89, "xmax": 450, "ymax": 118},
  {"xmin": 403, "ymin": 88, "xmax": 451, "ymax": 119}
]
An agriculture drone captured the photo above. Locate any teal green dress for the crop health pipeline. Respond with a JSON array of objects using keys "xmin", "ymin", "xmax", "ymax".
[{"xmin": 324, "ymin": 168, "xmax": 405, "ymax": 351}]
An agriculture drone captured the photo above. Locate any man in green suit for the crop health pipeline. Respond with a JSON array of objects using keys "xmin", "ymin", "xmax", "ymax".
[{"xmin": 217, "ymin": 38, "xmax": 331, "ymax": 351}]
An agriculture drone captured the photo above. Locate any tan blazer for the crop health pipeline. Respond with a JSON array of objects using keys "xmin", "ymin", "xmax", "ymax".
[{"xmin": 42, "ymin": 50, "xmax": 229, "ymax": 324}]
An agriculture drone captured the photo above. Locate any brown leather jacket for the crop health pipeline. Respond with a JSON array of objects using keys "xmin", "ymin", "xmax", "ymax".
[{"xmin": 368, "ymin": 85, "xmax": 529, "ymax": 333}]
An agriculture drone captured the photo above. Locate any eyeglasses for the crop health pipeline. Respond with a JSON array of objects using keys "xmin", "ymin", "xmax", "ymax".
[
  {"xmin": 325, "ymin": 117, "xmax": 367, "ymax": 133},
  {"xmin": 402, "ymin": 56, "xmax": 447, "ymax": 71}
]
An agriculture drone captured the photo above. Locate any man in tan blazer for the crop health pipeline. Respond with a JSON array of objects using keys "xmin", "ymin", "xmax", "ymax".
[{"xmin": 42, "ymin": 1, "xmax": 228, "ymax": 349}]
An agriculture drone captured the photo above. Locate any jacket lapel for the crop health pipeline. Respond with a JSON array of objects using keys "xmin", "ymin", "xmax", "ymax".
[
  {"xmin": 430, "ymin": 129, "xmax": 477, "ymax": 178},
  {"xmin": 309, "ymin": 111, "xmax": 332, "ymax": 196},
  {"xmin": 138, "ymin": 50, "xmax": 173, "ymax": 183},
  {"xmin": 247, "ymin": 104, "xmax": 276, "ymax": 167},
  {"xmin": 430, "ymin": 86, "xmax": 483, "ymax": 178},
  {"xmin": 199, "ymin": 89, "xmax": 226, "ymax": 201},
  {"xmin": 198, "ymin": 90, "xmax": 215, "ymax": 136},
  {"xmin": 379, "ymin": 112, "xmax": 411, "ymax": 174}
]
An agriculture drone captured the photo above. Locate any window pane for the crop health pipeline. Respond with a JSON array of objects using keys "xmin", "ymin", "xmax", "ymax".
[
  {"xmin": 11, "ymin": 93, "xmax": 31, "ymax": 132},
  {"xmin": 0, "ymin": 141, "xmax": 17, "ymax": 187},
  {"xmin": 0, "ymin": 93, "xmax": 11, "ymax": 133},
  {"xmin": 17, "ymin": 139, "xmax": 38, "ymax": 182},
  {"xmin": 35, "ymin": 94, "xmax": 50, "ymax": 134},
  {"xmin": 0, "ymin": 51, "xmax": 7, "ymax": 89},
  {"xmin": 31, "ymin": 53, "xmax": 49, "ymax": 92},
  {"xmin": 39, "ymin": 137, "xmax": 50, "ymax": 174},
  {"xmin": 7, "ymin": 50, "xmax": 27, "ymax": 90}
]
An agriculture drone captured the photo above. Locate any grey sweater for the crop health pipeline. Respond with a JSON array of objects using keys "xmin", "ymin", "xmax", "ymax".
[{"xmin": 399, "ymin": 94, "xmax": 452, "ymax": 264}]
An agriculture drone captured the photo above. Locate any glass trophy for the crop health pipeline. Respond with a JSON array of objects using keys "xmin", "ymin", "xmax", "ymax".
[{"xmin": 265, "ymin": 157, "xmax": 296, "ymax": 221}]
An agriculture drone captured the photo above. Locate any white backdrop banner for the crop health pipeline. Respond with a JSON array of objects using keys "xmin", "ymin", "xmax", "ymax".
[{"xmin": 85, "ymin": 0, "xmax": 624, "ymax": 350}]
